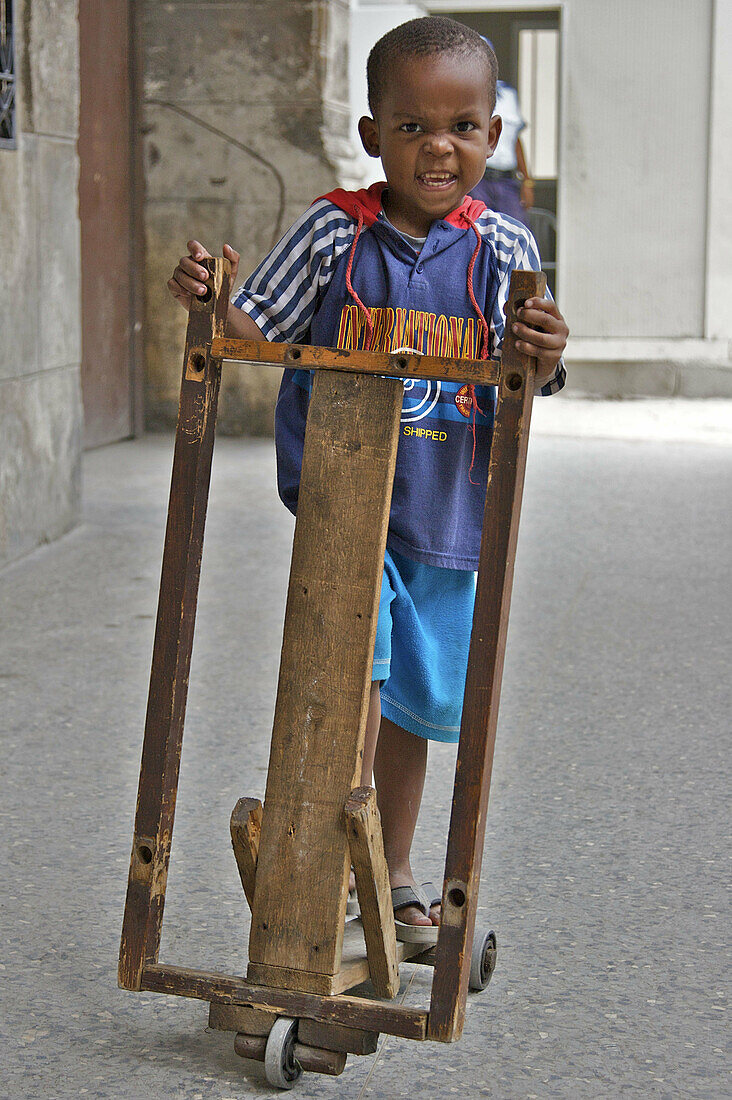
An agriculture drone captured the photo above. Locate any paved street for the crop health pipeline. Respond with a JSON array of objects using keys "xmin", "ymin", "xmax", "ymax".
[{"xmin": 1, "ymin": 400, "xmax": 730, "ymax": 1098}]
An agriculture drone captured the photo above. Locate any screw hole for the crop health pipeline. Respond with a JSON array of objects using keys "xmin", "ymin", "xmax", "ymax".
[
  {"xmin": 138, "ymin": 844, "xmax": 153, "ymax": 865},
  {"xmin": 448, "ymin": 887, "xmax": 466, "ymax": 908},
  {"xmin": 506, "ymin": 373, "xmax": 522, "ymax": 391},
  {"xmin": 302, "ymin": 586, "xmax": 308, "ymax": 595},
  {"xmin": 397, "ymin": 356, "xmax": 407, "ymax": 370},
  {"xmin": 290, "ymin": 347, "xmax": 302, "ymax": 360},
  {"xmin": 190, "ymin": 352, "xmax": 206, "ymax": 374}
]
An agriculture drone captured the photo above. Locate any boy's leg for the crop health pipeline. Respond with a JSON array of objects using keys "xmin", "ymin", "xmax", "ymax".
[{"xmin": 374, "ymin": 716, "xmax": 439, "ymax": 927}]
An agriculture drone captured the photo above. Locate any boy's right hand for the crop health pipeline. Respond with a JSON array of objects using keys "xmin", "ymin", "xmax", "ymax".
[{"xmin": 167, "ymin": 240, "xmax": 240, "ymax": 311}]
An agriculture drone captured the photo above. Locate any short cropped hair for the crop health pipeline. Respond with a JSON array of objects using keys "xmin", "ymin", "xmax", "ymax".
[{"xmin": 367, "ymin": 17, "xmax": 497, "ymax": 116}]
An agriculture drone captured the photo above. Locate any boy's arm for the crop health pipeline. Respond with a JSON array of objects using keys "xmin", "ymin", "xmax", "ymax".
[{"xmin": 168, "ymin": 240, "xmax": 266, "ymax": 340}]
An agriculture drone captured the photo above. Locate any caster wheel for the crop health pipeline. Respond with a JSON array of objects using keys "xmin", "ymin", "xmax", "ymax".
[
  {"xmin": 264, "ymin": 1017, "xmax": 302, "ymax": 1090},
  {"xmin": 469, "ymin": 928, "xmax": 497, "ymax": 991}
]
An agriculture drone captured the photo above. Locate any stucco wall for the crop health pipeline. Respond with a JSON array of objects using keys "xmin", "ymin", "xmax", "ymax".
[
  {"xmin": 558, "ymin": 0, "xmax": 711, "ymax": 339},
  {"xmin": 0, "ymin": 0, "xmax": 83, "ymax": 567},
  {"xmin": 140, "ymin": 0, "xmax": 351, "ymax": 434}
]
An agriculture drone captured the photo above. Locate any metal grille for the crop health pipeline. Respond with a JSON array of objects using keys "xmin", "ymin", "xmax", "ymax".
[{"xmin": 0, "ymin": 0, "xmax": 15, "ymax": 148}]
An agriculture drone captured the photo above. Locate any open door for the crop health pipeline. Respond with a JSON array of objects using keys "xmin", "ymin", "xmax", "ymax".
[{"xmin": 441, "ymin": 6, "xmax": 561, "ymax": 294}]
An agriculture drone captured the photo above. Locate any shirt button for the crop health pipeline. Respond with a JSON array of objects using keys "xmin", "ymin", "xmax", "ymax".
[{"xmin": 416, "ymin": 262, "xmax": 424, "ymax": 273}]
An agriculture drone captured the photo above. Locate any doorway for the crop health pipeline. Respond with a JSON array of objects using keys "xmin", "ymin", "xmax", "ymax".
[
  {"xmin": 442, "ymin": 7, "xmax": 561, "ymax": 294},
  {"xmin": 78, "ymin": 0, "xmax": 140, "ymax": 448}
]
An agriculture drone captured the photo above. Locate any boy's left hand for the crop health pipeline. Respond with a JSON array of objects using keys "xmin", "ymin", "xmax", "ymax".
[{"xmin": 505, "ymin": 297, "xmax": 568, "ymax": 386}]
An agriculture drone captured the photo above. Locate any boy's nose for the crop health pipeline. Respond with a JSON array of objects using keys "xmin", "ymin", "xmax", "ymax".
[{"xmin": 423, "ymin": 131, "xmax": 453, "ymax": 157}]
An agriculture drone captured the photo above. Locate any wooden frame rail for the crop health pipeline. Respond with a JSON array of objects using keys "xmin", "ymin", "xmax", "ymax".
[{"xmin": 210, "ymin": 337, "xmax": 500, "ymax": 386}]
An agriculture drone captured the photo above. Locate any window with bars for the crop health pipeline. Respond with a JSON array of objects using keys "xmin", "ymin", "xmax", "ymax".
[{"xmin": 0, "ymin": 0, "xmax": 15, "ymax": 148}]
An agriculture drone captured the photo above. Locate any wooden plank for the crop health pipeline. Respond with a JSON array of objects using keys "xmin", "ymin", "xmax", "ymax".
[
  {"xmin": 427, "ymin": 270, "xmax": 545, "ymax": 1042},
  {"xmin": 232, "ymin": 1033, "xmax": 267, "ymax": 1061},
  {"xmin": 247, "ymin": 919, "xmax": 423, "ymax": 995},
  {"xmin": 232, "ymin": 1034, "xmax": 347, "ymax": 1076},
  {"xmin": 211, "ymin": 337, "xmax": 500, "ymax": 385},
  {"xmin": 118, "ymin": 258, "xmax": 231, "ymax": 991},
  {"xmin": 230, "ymin": 797, "xmax": 262, "ymax": 909},
  {"xmin": 293, "ymin": 1042, "xmax": 347, "ymax": 1076},
  {"xmin": 208, "ymin": 1002, "xmax": 277, "ymax": 1035},
  {"xmin": 345, "ymin": 787, "xmax": 399, "ymax": 999},
  {"xmin": 140, "ymin": 963, "xmax": 428, "ymax": 1039},
  {"xmin": 249, "ymin": 371, "xmax": 404, "ymax": 982},
  {"xmin": 210, "ymin": 1003, "xmax": 379, "ymax": 1056},
  {"xmin": 297, "ymin": 1019, "xmax": 379, "ymax": 1056}
]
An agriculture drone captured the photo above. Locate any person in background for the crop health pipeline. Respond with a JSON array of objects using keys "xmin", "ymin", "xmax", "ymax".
[{"xmin": 470, "ymin": 39, "xmax": 534, "ymax": 226}]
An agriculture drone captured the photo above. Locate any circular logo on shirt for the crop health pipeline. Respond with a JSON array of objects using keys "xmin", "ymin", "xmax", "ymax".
[
  {"xmin": 455, "ymin": 384, "xmax": 473, "ymax": 418},
  {"xmin": 394, "ymin": 347, "xmax": 442, "ymax": 423}
]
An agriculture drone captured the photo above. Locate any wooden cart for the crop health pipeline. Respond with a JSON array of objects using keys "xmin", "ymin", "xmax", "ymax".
[{"xmin": 118, "ymin": 258, "xmax": 544, "ymax": 1088}]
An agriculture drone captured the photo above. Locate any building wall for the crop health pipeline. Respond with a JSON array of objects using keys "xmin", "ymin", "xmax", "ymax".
[
  {"xmin": 559, "ymin": 0, "xmax": 710, "ymax": 339},
  {"xmin": 0, "ymin": 0, "xmax": 83, "ymax": 568},
  {"xmin": 556, "ymin": 0, "xmax": 731, "ymax": 394},
  {"xmin": 417, "ymin": 0, "xmax": 732, "ymax": 395},
  {"xmin": 140, "ymin": 0, "xmax": 351, "ymax": 434}
]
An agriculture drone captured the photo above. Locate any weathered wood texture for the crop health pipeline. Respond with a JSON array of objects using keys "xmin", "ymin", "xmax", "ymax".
[
  {"xmin": 290, "ymin": 1042, "xmax": 347, "ymax": 1077},
  {"xmin": 209, "ymin": 1002, "xmax": 277, "ymax": 1035},
  {"xmin": 345, "ymin": 786, "xmax": 399, "ymax": 999},
  {"xmin": 427, "ymin": 269, "xmax": 545, "ymax": 1042},
  {"xmin": 230, "ymin": 797, "xmax": 262, "ymax": 910},
  {"xmin": 233, "ymin": 1033, "xmax": 347, "ymax": 1076},
  {"xmin": 297, "ymin": 1018, "xmax": 379, "ymax": 1056},
  {"xmin": 247, "ymin": 909, "xmax": 423, "ymax": 995},
  {"xmin": 210, "ymin": 337, "xmax": 500, "ymax": 385},
  {"xmin": 118, "ymin": 258, "xmax": 231, "ymax": 991},
  {"xmin": 248, "ymin": 371, "xmax": 404, "ymax": 983},
  {"xmin": 141, "ymin": 964, "xmax": 428, "ymax": 1039},
  {"xmin": 210, "ymin": 1004, "xmax": 378, "ymax": 1056}
]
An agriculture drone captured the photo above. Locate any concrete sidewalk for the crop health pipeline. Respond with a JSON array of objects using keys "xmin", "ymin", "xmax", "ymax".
[{"xmin": 1, "ymin": 401, "xmax": 730, "ymax": 1098}]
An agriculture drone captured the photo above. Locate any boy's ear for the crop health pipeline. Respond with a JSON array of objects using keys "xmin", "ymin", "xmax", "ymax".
[
  {"xmin": 358, "ymin": 115, "xmax": 380, "ymax": 158},
  {"xmin": 486, "ymin": 114, "xmax": 503, "ymax": 159}
]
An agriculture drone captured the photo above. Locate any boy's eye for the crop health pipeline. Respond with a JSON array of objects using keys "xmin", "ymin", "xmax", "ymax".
[
  {"xmin": 454, "ymin": 121, "xmax": 476, "ymax": 134},
  {"xmin": 399, "ymin": 122, "xmax": 423, "ymax": 134}
]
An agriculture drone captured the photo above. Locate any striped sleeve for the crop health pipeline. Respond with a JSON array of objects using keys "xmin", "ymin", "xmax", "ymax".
[
  {"xmin": 231, "ymin": 199, "xmax": 356, "ymax": 343},
  {"xmin": 484, "ymin": 212, "xmax": 566, "ymax": 397}
]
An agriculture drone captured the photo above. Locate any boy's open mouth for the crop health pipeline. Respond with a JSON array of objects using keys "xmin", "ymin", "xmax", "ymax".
[{"xmin": 417, "ymin": 172, "xmax": 457, "ymax": 190}]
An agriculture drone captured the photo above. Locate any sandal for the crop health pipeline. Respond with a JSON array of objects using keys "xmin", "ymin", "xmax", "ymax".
[
  {"xmin": 420, "ymin": 881, "xmax": 442, "ymax": 915},
  {"xmin": 392, "ymin": 885, "xmax": 439, "ymax": 944}
]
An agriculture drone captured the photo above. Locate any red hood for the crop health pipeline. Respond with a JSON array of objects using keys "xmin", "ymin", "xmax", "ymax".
[
  {"xmin": 318, "ymin": 183, "xmax": 386, "ymax": 226},
  {"xmin": 317, "ymin": 183, "xmax": 487, "ymax": 230}
]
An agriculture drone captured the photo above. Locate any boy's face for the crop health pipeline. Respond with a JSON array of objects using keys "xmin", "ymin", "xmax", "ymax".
[{"xmin": 359, "ymin": 52, "xmax": 500, "ymax": 238}]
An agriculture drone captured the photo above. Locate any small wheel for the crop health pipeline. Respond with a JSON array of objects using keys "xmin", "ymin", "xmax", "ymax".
[
  {"xmin": 264, "ymin": 1017, "xmax": 302, "ymax": 1090},
  {"xmin": 469, "ymin": 928, "xmax": 497, "ymax": 991}
]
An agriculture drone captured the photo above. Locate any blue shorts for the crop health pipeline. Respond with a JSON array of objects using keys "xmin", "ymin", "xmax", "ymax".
[{"xmin": 372, "ymin": 548, "xmax": 477, "ymax": 743}]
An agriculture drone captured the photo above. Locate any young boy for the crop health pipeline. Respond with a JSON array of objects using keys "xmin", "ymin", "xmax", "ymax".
[{"xmin": 168, "ymin": 16, "xmax": 568, "ymax": 942}]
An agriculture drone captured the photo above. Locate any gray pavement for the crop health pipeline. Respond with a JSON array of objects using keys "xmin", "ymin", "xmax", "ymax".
[{"xmin": 1, "ymin": 402, "xmax": 730, "ymax": 1099}]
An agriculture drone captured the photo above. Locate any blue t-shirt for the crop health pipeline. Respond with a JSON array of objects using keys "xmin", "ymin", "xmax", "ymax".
[{"xmin": 232, "ymin": 184, "xmax": 564, "ymax": 570}]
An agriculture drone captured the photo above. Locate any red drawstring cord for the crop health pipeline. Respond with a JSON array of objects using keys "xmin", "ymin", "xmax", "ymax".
[
  {"xmin": 344, "ymin": 205, "xmax": 490, "ymax": 486},
  {"xmin": 462, "ymin": 213, "xmax": 491, "ymax": 484},
  {"xmin": 344, "ymin": 206, "xmax": 374, "ymax": 350}
]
